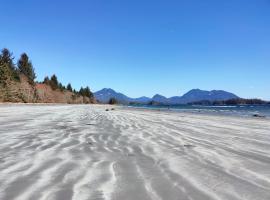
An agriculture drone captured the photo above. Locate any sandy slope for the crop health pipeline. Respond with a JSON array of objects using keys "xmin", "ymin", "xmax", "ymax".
[{"xmin": 0, "ymin": 104, "xmax": 270, "ymax": 200}]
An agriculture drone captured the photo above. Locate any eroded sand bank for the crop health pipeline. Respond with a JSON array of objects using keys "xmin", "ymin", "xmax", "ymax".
[{"xmin": 0, "ymin": 104, "xmax": 270, "ymax": 200}]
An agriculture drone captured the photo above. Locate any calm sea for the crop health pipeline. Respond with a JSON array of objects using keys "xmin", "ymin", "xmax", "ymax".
[{"xmin": 128, "ymin": 104, "xmax": 270, "ymax": 118}]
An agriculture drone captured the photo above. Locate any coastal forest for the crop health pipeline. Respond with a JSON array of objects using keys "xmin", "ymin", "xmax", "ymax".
[{"xmin": 0, "ymin": 48, "xmax": 95, "ymax": 103}]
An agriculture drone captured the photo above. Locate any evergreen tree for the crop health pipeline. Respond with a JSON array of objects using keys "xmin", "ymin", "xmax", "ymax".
[
  {"xmin": 50, "ymin": 74, "xmax": 58, "ymax": 90},
  {"xmin": 79, "ymin": 86, "xmax": 93, "ymax": 98},
  {"xmin": 58, "ymin": 83, "xmax": 65, "ymax": 91},
  {"xmin": 84, "ymin": 86, "xmax": 93, "ymax": 98},
  {"xmin": 0, "ymin": 48, "xmax": 14, "ymax": 67},
  {"xmin": 17, "ymin": 53, "xmax": 36, "ymax": 84},
  {"xmin": 67, "ymin": 83, "xmax": 73, "ymax": 92},
  {"xmin": 0, "ymin": 48, "xmax": 19, "ymax": 82},
  {"xmin": 79, "ymin": 87, "xmax": 84, "ymax": 96},
  {"xmin": 43, "ymin": 76, "xmax": 50, "ymax": 84},
  {"xmin": 108, "ymin": 97, "xmax": 117, "ymax": 105}
]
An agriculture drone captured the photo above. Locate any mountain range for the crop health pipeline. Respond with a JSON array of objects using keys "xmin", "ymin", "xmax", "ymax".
[{"xmin": 94, "ymin": 88, "xmax": 239, "ymax": 105}]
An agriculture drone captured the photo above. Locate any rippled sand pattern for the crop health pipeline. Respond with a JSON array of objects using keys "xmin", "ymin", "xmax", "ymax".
[{"xmin": 0, "ymin": 104, "xmax": 270, "ymax": 200}]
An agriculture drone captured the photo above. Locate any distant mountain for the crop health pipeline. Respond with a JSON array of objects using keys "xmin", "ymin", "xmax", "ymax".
[
  {"xmin": 152, "ymin": 94, "xmax": 168, "ymax": 104},
  {"xmin": 132, "ymin": 96, "xmax": 152, "ymax": 103},
  {"xmin": 94, "ymin": 88, "xmax": 239, "ymax": 105},
  {"xmin": 168, "ymin": 96, "xmax": 182, "ymax": 104},
  {"xmin": 94, "ymin": 88, "xmax": 130, "ymax": 103},
  {"xmin": 178, "ymin": 89, "xmax": 238, "ymax": 104},
  {"xmin": 94, "ymin": 88, "xmax": 152, "ymax": 104}
]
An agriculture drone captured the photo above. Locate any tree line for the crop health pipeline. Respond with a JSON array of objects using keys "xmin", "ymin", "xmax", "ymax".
[
  {"xmin": 42, "ymin": 75, "xmax": 93, "ymax": 98},
  {"xmin": 0, "ymin": 48, "xmax": 36, "ymax": 86},
  {"xmin": 188, "ymin": 98, "xmax": 269, "ymax": 106},
  {"xmin": 0, "ymin": 48, "xmax": 93, "ymax": 99}
]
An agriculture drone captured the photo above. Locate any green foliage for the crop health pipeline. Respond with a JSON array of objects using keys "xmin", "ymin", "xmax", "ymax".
[
  {"xmin": 43, "ymin": 76, "xmax": 50, "ymax": 84},
  {"xmin": 0, "ymin": 63, "xmax": 11, "ymax": 86},
  {"xmin": 18, "ymin": 53, "xmax": 36, "ymax": 84},
  {"xmin": 67, "ymin": 83, "xmax": 73, "ymax": 92},
  {"xmin": 0, "ymin": 47, "xmax": 96, "ymax": 104},
  {"xmin": 79, "ymin": 86, "xmax": 93, "ymax": 98},
  {"xmin": 108, "ymin": 97, "xmax": 118, "ymax": 105},
  {"xmin": 58, "ymin": 83, "xmax": 65, "ymax": 91},
  {"xmin": 0, "ymin": 48, "xmax": 14, "ymax": 68},
  {"xmin": 49, "ymin": 74, "xmax": 59, "ymax": 90},
  {"xmin": 215, "ymin": 98, "xmax": 268, "ymax": 105},
  {"xmin": 43, "ymin": 74, "xmax": 68, "ymax": 92},
  {"xmin": 188, "ymin": 98, "xmax": 269, "ymax": 105},
  {"xmin": 0, "ymin": 48, "xmax": 19, "ymax": 83}
]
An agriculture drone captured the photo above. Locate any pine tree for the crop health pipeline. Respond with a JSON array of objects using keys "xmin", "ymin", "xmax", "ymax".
[
  {"xmin": 79, "ymin": 87, "xmax": 84, "ymax": 96},
  {"xmin": 17, "ymin": 53, "xmax": 36, "ymax": 84},
  {"xmin": 84, "ymin": 86, "xmax": 93, "ymax": 98},
  {"xmin": 58, "ymin": 83, "xmax": 65, "ymax": 91},
  {"xmin": 43, "ymin": 76, "xmax": 50, "ymax": 84},
  {"xmin": 108, "ymin": 97, "xmax": 117, "ymax": 105},
  {"xmin": 79, "ymin": 86, "xmax": 93, "ymax": 98},
  {"xmin": 67, "ymin": 83, "xmax": 73, "ymax": 92},
  {"xmin": 0, "ymin": 48, "xmax": 14, "ymax": 67},
  {"xmin": 0, "ymin": 48, "xmax": 19, "ymax": 82},
  {"xmin": 50, "ymin": 74, "xmax": 59, "ymax": 90}
]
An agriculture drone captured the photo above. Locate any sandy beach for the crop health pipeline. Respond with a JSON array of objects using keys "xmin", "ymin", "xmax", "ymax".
[{"xmin": 0, "ymin": 104, "xmax": 270, "ymax": 200}]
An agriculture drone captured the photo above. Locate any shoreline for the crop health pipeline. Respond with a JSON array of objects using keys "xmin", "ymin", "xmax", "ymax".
[
  {"xmin": 123, "ymin": 104, "xmax": 270, "ymax": 120},
  {"xmin": 1, "ymin": 102, "xmax": 269, "ymax": 120}
]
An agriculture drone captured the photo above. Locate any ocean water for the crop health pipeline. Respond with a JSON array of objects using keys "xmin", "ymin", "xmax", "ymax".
[{"xmin": 129, "ymin": 104, "xmax": 270, "ymax": 118}]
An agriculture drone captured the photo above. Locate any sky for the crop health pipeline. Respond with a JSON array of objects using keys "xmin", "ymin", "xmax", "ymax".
[{"xmin": 0, "ymin": 0, "xmax": 269, "ymax": 99}]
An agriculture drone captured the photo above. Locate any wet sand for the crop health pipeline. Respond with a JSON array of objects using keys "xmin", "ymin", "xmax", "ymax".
[{"xmin": 0, "ymin": 104, "xmax": 270, "ymax": 200}]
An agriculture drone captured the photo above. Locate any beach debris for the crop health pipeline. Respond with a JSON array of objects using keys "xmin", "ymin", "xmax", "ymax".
[
  {"xmin": 183, "ymin": 144, "xmax": 195, "ymax": 148},
  {"xmin": 86, "ymin": 123, "xmax": 95, "ymax": 126},
  {"xmin": 105, "ymin": 109, "xmax": 109, "ymax": 111},
  {"xmin": 111, "ymin": 108, "xmax": 115, "ymax": 110},
  {"xmin": 252, "ymin": 114, "xmax": 266, "ymax": 118}
]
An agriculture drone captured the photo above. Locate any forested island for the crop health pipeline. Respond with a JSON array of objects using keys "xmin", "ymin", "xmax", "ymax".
[{"xmin": 188, "ymin": 98, "xmax": 270, "ymax": 106}]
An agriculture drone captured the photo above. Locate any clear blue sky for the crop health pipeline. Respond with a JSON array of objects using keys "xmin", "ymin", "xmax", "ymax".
[{"xmin": 1, "ymin": 0, "xmax": 269, "ymax": 99}]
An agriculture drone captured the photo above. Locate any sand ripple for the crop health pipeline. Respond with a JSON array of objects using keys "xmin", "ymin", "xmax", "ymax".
[{"xmin": 0, "ymin": 104, "xmax": 270, "ymax": 200}]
